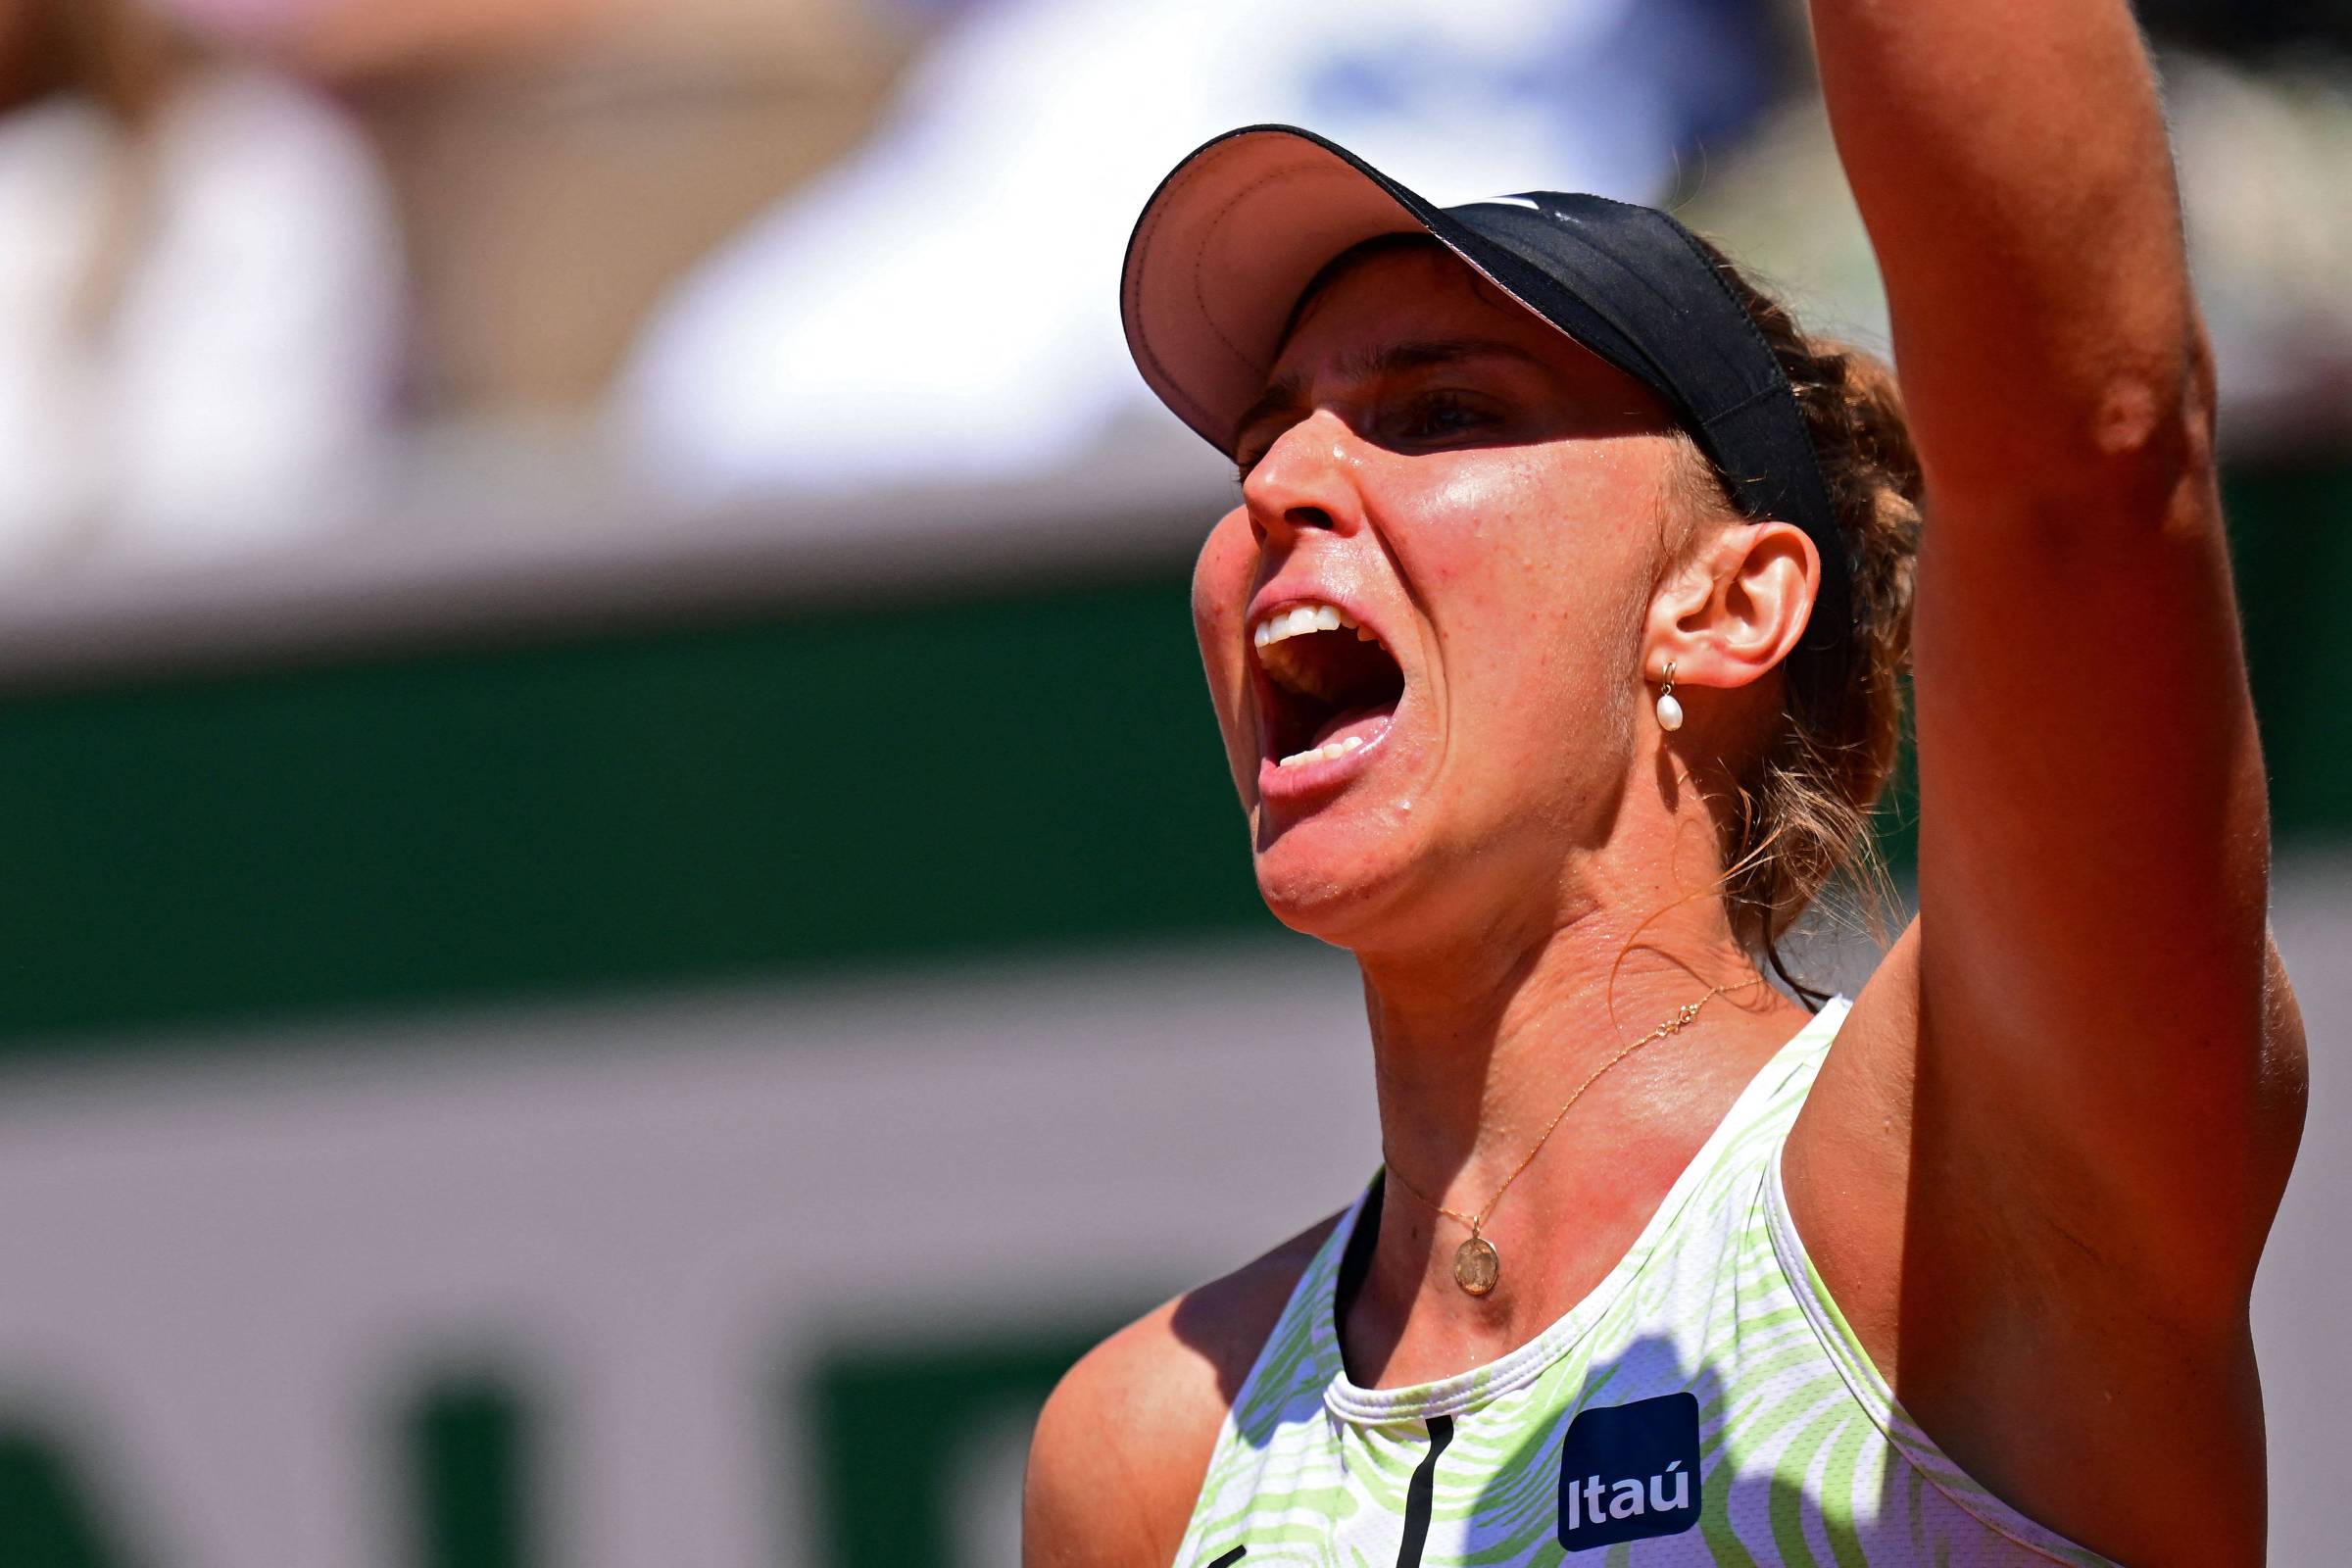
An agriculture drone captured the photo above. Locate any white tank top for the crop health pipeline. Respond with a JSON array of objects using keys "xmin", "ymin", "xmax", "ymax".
[{"xmin": 1171, "ymin": 996, "xmax": 2122, "ymax": 1567}]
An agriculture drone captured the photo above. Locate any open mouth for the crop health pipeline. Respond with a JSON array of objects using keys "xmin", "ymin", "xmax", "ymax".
[{"xmin": 1251, "ymin": 601, "xmax": 1406, "ymax": 770}]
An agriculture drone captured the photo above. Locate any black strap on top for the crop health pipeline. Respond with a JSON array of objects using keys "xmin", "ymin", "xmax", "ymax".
[{"xmin": 1334, "ymin": 1169, "xmax": 1387, "ymax": 1343}]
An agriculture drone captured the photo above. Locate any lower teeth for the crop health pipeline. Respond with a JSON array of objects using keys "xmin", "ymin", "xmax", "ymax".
[{"xmin": 1278, "ymin": 735, "xmax": 1367, "ymax": 769}]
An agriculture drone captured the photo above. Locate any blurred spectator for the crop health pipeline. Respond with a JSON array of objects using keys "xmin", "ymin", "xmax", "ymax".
[
  {"xmin": 0, "ymin": 0, "xmax": 401, "ymax": 571},
  {"xmin": 325, "ymin": 0, "xmax": 901, "ymax": 423},
  {"xmin": 613, "ymin": 0, "xmax": 1782, "ymax": 506}
]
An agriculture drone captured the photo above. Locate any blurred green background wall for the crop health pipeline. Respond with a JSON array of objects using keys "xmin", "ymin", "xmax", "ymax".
[{"xmin": 4, "ymin": 467, "xmax": 2343, "ymax": 1050}]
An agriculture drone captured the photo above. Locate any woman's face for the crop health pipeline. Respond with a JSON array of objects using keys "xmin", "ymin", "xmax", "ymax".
[{"xmin": 1192, "ymin": 244, "xmax": 1696, "ymax": 951}]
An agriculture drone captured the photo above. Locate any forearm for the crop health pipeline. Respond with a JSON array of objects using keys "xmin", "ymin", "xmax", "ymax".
[{"xmin": 1807, "ymin": 0, "xmax": 2210, "ymax": 513}]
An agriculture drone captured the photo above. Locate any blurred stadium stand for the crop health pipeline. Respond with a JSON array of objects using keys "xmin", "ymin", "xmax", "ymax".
[{"xmin": 0, "ymin": 1, "xmax": 2342, "ymax": 1564}]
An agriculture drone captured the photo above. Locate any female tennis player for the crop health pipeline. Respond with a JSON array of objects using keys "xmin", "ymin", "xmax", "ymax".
[{"xmin": 1027, "ymin": 0, "xmax": 2308, "ymax": 1562}]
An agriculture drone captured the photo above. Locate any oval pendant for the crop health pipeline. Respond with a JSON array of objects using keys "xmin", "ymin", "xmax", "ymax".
[{"xmin": 1452, "ymin": 1236, "xmax": 1499, "ymax": 1297}]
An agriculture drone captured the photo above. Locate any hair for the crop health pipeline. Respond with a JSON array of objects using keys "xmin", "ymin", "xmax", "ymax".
[
  {"xmin": 1283, "ymin": 230, "xmax": 1923, "ymax": 1008},
  {"xmin": 1657, "ymin": 237, "xmax": 1922, "ymax": 1008}
]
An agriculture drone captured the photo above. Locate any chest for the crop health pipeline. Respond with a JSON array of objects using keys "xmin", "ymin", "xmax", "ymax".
[{"xmin": 1348, "ymin": 1135, "xmax": 1740, "ymax": 1388}]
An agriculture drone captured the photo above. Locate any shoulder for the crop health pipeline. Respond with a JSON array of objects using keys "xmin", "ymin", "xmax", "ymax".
[{"xmin": 1022, "ymin": 1211, "xmax": 1343, "ymax": 1568}]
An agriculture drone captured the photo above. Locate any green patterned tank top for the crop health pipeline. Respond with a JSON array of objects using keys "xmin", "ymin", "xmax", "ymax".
[{"xmin": 1171, "ymin": 996, "xmax": 2122, "ymax": 1567}]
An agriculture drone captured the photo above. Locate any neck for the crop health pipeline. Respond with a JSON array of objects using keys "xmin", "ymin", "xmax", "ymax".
[
  {"xmin": 1341, "ymin": 854, "xmax": 1810, "ymax": 1373},
  {"xmin": 1358, "ymin": 885, "xmax": 1764, "ymax": 1196}
]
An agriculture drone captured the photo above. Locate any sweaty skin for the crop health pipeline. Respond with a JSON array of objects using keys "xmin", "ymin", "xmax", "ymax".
[{"xmin": 1024, "ymin": 4, "xmax": 2308, "ymax": 1565}]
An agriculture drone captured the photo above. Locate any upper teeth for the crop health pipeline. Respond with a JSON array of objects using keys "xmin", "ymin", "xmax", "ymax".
[{"xmin": 1252, "ymin": 601, "xmax": 1366, "ymax": 648}]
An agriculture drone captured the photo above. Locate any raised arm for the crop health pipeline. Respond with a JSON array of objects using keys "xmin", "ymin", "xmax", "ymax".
[
  {"xmin": 1811, "ymin": 0, "xmax": 2207, "ymax": 514},
  {"xmin": 1788, "ymin": 2, "xmax": 2307, "ymax": 1559},
  {"xmin": 1808, "ymin": 0, "xmax": 2303, "ymax": 1275}
]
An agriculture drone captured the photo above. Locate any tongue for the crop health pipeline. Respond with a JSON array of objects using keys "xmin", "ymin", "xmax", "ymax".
[{"xmin": 1310, "ymin": 702, "xmax": 1396, "ymax": 752}]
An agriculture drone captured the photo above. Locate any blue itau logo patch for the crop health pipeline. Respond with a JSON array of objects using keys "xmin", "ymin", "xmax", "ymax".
[{"xmin": 1556, "ymin": 1391, "xmax": 1702, "ymax": 1550}]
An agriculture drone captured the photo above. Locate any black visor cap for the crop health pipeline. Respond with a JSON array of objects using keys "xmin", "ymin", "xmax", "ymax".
[{"xmin": 1119, "ymin": 123, "xmax": 1852, "ymax": 710}]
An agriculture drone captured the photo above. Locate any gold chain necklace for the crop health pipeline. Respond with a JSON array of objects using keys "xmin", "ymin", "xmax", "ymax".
[{"xmin": 1382, "ymin": 977, "xmax": 1767, "ymax": 1298}]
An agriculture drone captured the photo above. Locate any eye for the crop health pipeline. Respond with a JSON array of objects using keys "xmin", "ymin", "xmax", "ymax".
[{"xmin": 1396, "ymin": 390, "xmax": 1496, "ymax": 445}]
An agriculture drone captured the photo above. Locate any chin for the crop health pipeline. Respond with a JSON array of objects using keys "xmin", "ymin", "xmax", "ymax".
[{"xmin": 1250, "ymin": 808, "xmax": 1431, "ymax": 949}]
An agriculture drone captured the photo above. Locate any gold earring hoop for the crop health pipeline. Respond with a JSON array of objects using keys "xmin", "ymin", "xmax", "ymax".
[{"xmin": 1655, "ymin": 660, "xmax": 1684, "ymax": 732}]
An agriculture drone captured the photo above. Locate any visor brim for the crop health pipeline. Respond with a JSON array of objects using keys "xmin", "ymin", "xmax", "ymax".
[{"xmin": 1120, "ymin": 125, "xmax": 1474, "ymax": 460}]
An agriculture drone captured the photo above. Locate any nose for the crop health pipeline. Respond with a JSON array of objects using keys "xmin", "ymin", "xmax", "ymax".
[{"xmin": 1241, "ymin": 410, "xmax": 1362, "ymax": 545}]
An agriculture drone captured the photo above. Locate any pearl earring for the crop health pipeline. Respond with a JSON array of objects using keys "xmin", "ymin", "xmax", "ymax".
[{"xmin": 1655, "ymin": 661, "xmax": 1684, "ymax": 732}]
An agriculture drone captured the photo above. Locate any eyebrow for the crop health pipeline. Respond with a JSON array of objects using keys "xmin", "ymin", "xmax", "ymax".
[{"xmin": 1230, "ymin": 336, "xmax": 1552, "ymax": 451}]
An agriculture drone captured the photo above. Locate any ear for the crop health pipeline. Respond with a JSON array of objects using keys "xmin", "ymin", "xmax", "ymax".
[{"xmin": 1641, "ymin": 519, "xmax": 1820, "ymax": 694}]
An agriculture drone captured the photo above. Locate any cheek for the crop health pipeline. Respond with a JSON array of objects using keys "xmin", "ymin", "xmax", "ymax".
[
  {"xmin": 1192, "ymin": 508, "xmax": 1259, "ymax": 763},
  {"xmin": 1403, "ymin": 454, "xmax": 1657, "ymax": 739},
  {"xmin": 1191, "ymin": 507, "xmax": 1256, "ymax": 664},
  {"xmin": 1403, "ymin": 460, "xmax": 1606, "ymax": 653}
]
